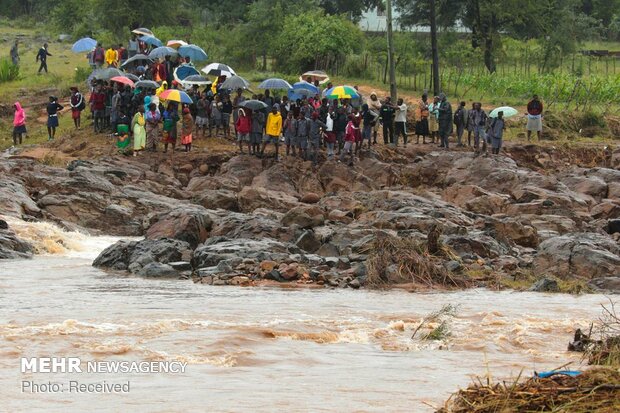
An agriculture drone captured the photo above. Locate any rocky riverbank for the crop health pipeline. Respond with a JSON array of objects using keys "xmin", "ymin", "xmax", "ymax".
[{"xmin": 1, "ymin": 142, "xmax": 619, "ymax": 291}]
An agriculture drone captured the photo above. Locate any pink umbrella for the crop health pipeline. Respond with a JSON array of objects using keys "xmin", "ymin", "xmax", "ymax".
[{"xmin": 110, "ymin": 76, "xmax": 135, "ymax": 88}]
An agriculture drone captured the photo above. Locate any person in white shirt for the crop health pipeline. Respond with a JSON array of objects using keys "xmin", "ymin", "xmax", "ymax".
[{"xmin": 394, "ymin": 98, "xmax": 408, "ymax": 147}]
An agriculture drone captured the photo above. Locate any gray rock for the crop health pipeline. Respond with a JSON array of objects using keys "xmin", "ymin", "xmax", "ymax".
[
  {"xmin": 137, "ymin": 262, "xmax": 178, "ymax": 278},
  {"xmin": 348, "ymin": 278, "xmax": 361, "ymax": 289},
  {"xmin": 443, "ymin": 260, "xmax": 463, "ymax": 273},
  {"xmin": 588, "ymin": 277, "xmax": 620, "ymax": 292},
  {"xmin": 529, "ymin": 277, "xmax": 560, "ymax": 293},
  {"xmin": 295, "ymin": 230, "xmax": 321, "ymax": 253}
]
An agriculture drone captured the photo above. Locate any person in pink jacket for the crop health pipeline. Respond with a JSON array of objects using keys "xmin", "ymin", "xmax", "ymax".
[{"xmin": 12, "ymin": 102, "xmax": 26, "ymax": 146}]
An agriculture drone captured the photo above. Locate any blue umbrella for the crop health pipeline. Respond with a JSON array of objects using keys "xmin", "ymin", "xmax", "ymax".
[
  {"xmin": 258, "ymin": 78, "xmax": 292, "ymax": 90},
  {"xmin": 140, "ymin": 35, "xmax": 163, "ymax": 48},
  {"xmin": 149, "ymin": 46, "xmax": 178, "ymax": 60},
  {"xmin": 178, "ymin": 45, "xmax": 208, "ymax": 62},
  {"xmin": 173, "ymin": 65, "xmax": 200, "ymax": 82},
  {"xmin": 292, "ymin": 81, "xmax": 320, "ymax": 95},
  {"xmin": 72, "ymin": 37, "xmax": 97, "ymax": 53}
]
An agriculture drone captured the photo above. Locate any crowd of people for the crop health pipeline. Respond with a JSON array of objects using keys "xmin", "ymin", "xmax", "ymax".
[{"xmin": 10, "ymin": 39, "xmax": 546, "ymax": 161}]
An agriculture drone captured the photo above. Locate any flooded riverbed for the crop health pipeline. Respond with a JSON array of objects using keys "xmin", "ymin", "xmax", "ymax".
[{"xmin": 0, "ymin": 223, "xmax": 608, "ymax": 412}]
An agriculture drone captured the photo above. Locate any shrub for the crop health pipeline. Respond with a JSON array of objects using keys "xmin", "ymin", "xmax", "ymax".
[{"xmin": 0, "ymin": 58, "xmax": 20, "ymax": 83}]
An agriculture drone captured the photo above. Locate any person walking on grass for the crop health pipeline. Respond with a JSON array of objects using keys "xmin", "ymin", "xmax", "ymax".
[
  {"xmin": 69, "ymin": 87, "xmax": 84, "ymax": 130},
  {"xmin": 437, "ymin": 93, "xmax": 452, "ymax": 149},
  {"xmin": 46, "ymin": 96, "xmax": 63, "ymax": 141},
  {"xmin": 131, "ymin": 105, "xmax": 146, "ymax": 156},
  {"xmin": 415, "ymin": 94, "xmax": 430, "ymax": 144},
  {"xmin": 453, "ymin": 101, "xmax": 467, "ymax": 147},
  {"xmin": 526, "ymin": 94, "xmax": 543, "ymax": 141},
  {"xmin": 261, "ymin": 104, "xmax": 282, "ymax": 160},
  {"xmin": 12, "ymin": 102, "xmax": 26, "ymax": 146},
  {"xmin": 180, "ymin": 107, "xmax": 193, "ymax": 152},
  {"xmin": 235, "ymin": 108, "xmax": 252, "ymax": 154},
  {"xmin": 488, "ymin": 111, "xmax": 506, "ymax": 155},
  {"xmin": 394, "ymin": 98, "xmax": 408, "ymax": 147},
  {"xmin": 36, "ymin": 43, "xmax": 51, "ymax": 74}
]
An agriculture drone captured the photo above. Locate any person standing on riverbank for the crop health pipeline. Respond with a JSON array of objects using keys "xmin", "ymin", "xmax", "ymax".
[
  {"xmin": 12, "ymin": 102, "xmax": 26, "ymax": 146},
  {"xmin": 145, "ymin": 103, "xmax": 161, "ymax": 151},
  {"xmin": 469, "ymin": 102, "xmax": 488, "ymax": 154},
  {"xmin": 380, "ymin": 96, "xmax": 395, "ymax": 145},
  {"xmin": 437, "ymin": 94, "xmax": 452, "ymax": 149},
  {"xmin": 261, "ymin": 104, "xmax": 282, "ymax": 161},
  {"xmin": 131, "ymin": 105, "xmax": 146, "ymax": 156},
  {"xmin": 236, "ymin": 108, "xmax": 252, "ymax": 154},
  {"xmin": 36, "ymin": 43, "xmax": 51, "ymax": 74},
  {"xmin": 488, "ymin": 111, "xmax": 505, "ymax": 155},
  {"xmin": 453, "ymin": 101, "xmax": 467, "ymax": 147},
  {"xmin": 69, "ymin": 87, "xmax": 84, "ymax": 130},
  {"xmin": 394, "ymin": 98, "xmax": 407, "ymax": 147},
  {"xmin": 181, "ymin": 107, "xmax": 193, "ymax": 152},
  {"xmin": 526, "ymin": 94, "xmax": 543, "ymax": 141},
  {"xmin": 366, "ymin": 92, "xmax": 381, "ymax": 144},
  {"xmin": 415, "ymin": 94, "xmax": 430, "ymax": 144},
  {"xmin": 428, "ymin": 96, "xmax": 439, "ymax": 144},
  {"xmin": 46, "ymin": 96, "xmax": 63, "ymax": 141}
]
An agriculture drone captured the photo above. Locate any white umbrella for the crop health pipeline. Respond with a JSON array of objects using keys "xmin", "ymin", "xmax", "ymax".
[{"xmin": 201, "ymin": 62, "xmax": 236, "ymax": 77}]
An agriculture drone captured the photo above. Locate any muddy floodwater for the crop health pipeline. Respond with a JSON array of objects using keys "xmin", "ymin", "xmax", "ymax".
[{"xmin": 0, "ymin": 222, "xmax": 609, "ymax": 412}]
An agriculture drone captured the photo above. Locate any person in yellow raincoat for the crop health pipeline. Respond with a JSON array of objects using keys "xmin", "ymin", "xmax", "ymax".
[{"xmin": 105, "ymin": 46, "xmax": 118, "ymax": 67}]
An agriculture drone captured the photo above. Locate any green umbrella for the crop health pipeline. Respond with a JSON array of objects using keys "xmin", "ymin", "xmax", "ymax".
[{"xmin": 489, "ymin": 106, "xmax": 519, "ymax": 118}]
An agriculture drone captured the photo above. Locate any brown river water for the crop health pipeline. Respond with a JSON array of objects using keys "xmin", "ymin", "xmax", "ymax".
[{"xmin": 0, "ymin": 220, "xmax": 610, "ymax": 412}]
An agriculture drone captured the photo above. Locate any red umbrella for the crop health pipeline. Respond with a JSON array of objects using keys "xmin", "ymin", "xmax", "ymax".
[{"xmin": 110, "ymin": 76, "xmax": 135, "ymax": 88}]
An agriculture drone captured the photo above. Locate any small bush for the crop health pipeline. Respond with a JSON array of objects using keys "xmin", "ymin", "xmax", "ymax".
[
  {"xmin": 0, "ymin": 58, "xmax": 20, "ymax": 83},
  {"xmin": 74, "ymin": 66, "xmax": 91, "ymax": 83}
]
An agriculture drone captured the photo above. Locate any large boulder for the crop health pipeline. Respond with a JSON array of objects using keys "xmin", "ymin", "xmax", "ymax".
[
  {"xmin": 192, "ymin": 237, "xmax": 295, "ymax": 269},
  {"xmin": 237, "ymin": 186, "xmax": 300, "ymax": 212},
  {"xmin": 194, "ymin": 189, "xmax": 239, "ymax": 211},
  {"xmin": 0, "ymin": 226, "xmax": 33, "ymax": 259},
  {"xmin": 533, "ymin": 233, "xmax": 620, "ymax": 279},
  {"xmin": 93, "ymin": 238, "xmax": 193, "ymax": 274},
  {"xmin": 146, "ymin": 206, "xmax": 213, "ymax": 248},
  {"xmin": 281, "ymin": 205, "xmax": 325, "ymax": 228}
]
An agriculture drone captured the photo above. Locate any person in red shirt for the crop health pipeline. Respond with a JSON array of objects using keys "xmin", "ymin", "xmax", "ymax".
[
  {"xmin": 89, "ymin": 85, "xmax": 106, "ymax": 133},
  {"xmin": 235, "ymin": 108, "xmax": 252, "ymax": 154},
  {"xmin": 526, "ymin": 94, "xmax": 543, "ymax": 141}
]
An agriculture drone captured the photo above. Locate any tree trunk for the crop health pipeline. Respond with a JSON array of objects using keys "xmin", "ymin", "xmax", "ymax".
[
  {"xmin": 483, "ymin": 36, "xmax": 496, "ymax": 73},
  {"xmin": 262, "ymin": 52, "xmax": 267, "ymax": 71}
]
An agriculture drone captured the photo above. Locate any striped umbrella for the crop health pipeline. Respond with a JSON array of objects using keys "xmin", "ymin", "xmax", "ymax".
[
  {"xmin": 324, "ymin": 85, "xmax": 359, "ymax": 100},
  {"xmin": 159, "ymin": 89, "xmax": 194, "ymax": 104}
]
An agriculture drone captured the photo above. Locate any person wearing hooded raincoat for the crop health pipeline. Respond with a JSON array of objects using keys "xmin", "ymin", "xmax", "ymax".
[
  {"xmin": 132, "ymin": 105, "xmax": 147, "ymax": 156},
  {"xmin": 12, "ymin": 102, "xmax": 26, "ymax": 145}
]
